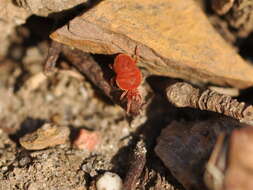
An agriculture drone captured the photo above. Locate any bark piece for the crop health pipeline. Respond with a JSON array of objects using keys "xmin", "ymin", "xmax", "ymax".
[
  {"xmin": 44, "ymin": 41, "xmax": 143, "ymax": 115},
  {"xmin": 166, "ymin": 82, "xmax": 253, "ymax": 125},
  {"xmin": 123, "ymin": 139, "xmax": 147, "ymax": 190},
  {"xmin": 155, "ymin": 119, "xmax": 239, "ymax": 190},
  {"xmin": 204, "ymin": 133, "xmax": 228, "ymax": 190},
  {"xmin": 51, "ymin": 0, "xmax": 253, "ymax": 89},
  {"xmin": 19, "ymin": 123, "xmax": 70, "ymax": 150}
]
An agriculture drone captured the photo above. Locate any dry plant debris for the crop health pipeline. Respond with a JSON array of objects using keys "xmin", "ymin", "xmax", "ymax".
[
  {"xmin": 155, "ymin": 118, "xmax": 240, "ymax": 190},
  {"xmin": 204, "ymin": 125, "xmax": 253, "ymax": 190},
  {"xmin": 123, "ymin": 139, "xmax": 147, "ymax": 190},
  {"xmin": 45, "ymin": 42, "xmax": 145, "ymax": 115},
  {"xmin": 50, "ymin": 0, "xmax": 253, "ymax": 88},
  {"xmin": 166, "ymin": 82, "xmax": 253, "ymax": 125},
  {"xmin": 204, "ymin": 133, "xmax": 227, "ymax": 190},
  {"xmin": 2, "ymin": 0, "xmax": 253, "ymax": 189},
  {"xmin": 19, "ymin": 123, "xmax": 70, "ymax": 150}
]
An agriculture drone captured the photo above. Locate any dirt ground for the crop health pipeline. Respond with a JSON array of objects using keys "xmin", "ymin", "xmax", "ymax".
[
  {"xmin": 0, "ymin": 22, "xmax": 178, "ymax": 190},
  {"xmin": 1, "ymin": 1, "xmax": 253, "ymax": 190}
]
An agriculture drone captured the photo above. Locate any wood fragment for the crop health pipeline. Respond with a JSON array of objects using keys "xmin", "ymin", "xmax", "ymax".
[
  {"xmin": 50, "ymin": 0, "xmax": 253, "ymax": 89},
  {"xmin": 44, "ymin": 41, "xmax": 142, "ymax": 115},
  {"xmin": 19, "ymin": 123, "xmax": 70, "ymax": 150},
  {"xmin": 155, "ymin": 119, "xmax": 239, "ymax": 190},
  {"xmin": 123, "ymin": 139, "xmax": 147, "ymax": 190},
  {"xmin": 204, "ymin": 133, "xmax": 227, "ymax": 190},
  {"xmin": 166, "ymin": 82, "xmax": 253, "ymax": 125},
  {"xmin": 44, "ymin": 41, "xmax": 62, "ymax": 75}
]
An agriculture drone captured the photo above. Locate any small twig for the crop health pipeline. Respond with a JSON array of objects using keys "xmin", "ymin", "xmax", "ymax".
[
  {"xmin": 44, "ymin": 41, "xmax": 142, "ymax": 115},
  {"xmin": 44, "ymin": 41, "xmax": 62, "ymax": 75},
  {"xmin": 166, "ymin": 82, "xmax": 253, "ymax": 125},
  {"xmin": 61, "ymin": 46, "xmax": 112, "ymax": 98},
  {"xmin": 123, "ymin": 139, "xmax": 147, "ymax": 190}
]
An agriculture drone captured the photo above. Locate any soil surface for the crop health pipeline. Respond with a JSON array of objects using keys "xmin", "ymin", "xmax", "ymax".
[
  {"xmin": 1, "ymin": 1, "xmax": 253, "ymax": 190},
  {"xmin": 0, "ymin": 23, "xmax": 178, "ymax": 190}
]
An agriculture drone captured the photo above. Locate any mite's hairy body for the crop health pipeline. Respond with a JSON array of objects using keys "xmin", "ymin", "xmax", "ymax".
[{"xmin": 113, "ymin": 53, "xmax": 142, "ymax": 113}]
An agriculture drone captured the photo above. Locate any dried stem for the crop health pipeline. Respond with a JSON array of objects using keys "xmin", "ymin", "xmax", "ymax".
[
  {"xmin": 44, "ymin": 41, "xmax": 62, "ymax": 75},
  {"xmin": 44, "ymin": 41, "xmax": 142, "ymax": 115},
  {"xmin": 61, "ymin": 46, "xmax": 112, "ymax": 98},
  {"xmin": 166, "ymin": 82, "xmax": 253, "ymax": 125},
  {"xmin": 123, "ymin": 139, "xmax": 147, "ymax": 190}
]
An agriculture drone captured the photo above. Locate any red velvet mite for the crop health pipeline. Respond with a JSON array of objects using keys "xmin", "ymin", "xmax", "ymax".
[{"xmin": 112, "ymin": 49, "xmax": 142, "ymax": 113}]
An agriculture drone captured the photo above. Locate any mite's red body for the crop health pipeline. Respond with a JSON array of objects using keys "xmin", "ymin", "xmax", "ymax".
[{"xmin": 113, "ymin": 53, "xmax": 142, "ymax": 113}]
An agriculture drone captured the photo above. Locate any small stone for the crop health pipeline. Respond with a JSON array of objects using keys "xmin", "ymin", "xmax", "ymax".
[
  {"xmin": 19, "ymin": 123, "xmax": 70, "ymax": 150},
  {"xmin": 96, "ymin": 172, "xmax": 123, "ymax": 190},
  {"xmin": 35, "ymin": 163, "xmax": 42, "ymax": 170},
  {"xmin": 28, "ymin": 182, "xmax": 40, "ymax": 190},
  {"xmin": 1, "ymin": 166, "xmax": 8, "ymax": 172},
  {"xmin": 81, "ymin": 164, "xmax": 88, "ymax": 172},
  {"xmin": 41, "ymin": 153, "xmax": 48, "ymax": 160},
  {"xmin": 12, "ymin": 161, "xmax": 18, "ymax": 167},
  {"xmin": 19, "ymin": 156, "xmax": 31, "ymax": 167},
  {"xmin": 73, "ymin": 129, "xmax": 100, "ymax": 151},
  {"xmin": 90, "ymin": 170, "xmax": 97, "ymax": 177}
]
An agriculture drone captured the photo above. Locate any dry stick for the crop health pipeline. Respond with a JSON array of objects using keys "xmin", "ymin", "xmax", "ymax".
[
  {"xmin": 123, "ymin": 139, "xmax": 147, "ymax": 190},
  {"xmin": 61, "ymin": 47, "xmax": 112, "ymax": 98},
  {"xmin": 44, "ymin": 41, "xmax": 62, "ymax": 75},
  {"xmin": 44, "ymin": 41, "xmax": 141, "ymax": 115},
  {"xmin": 166, "ymin": 82, "xmax": 253, "ymax": 125}
]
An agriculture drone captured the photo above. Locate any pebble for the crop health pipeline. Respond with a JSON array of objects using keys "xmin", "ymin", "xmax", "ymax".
[
  {"xmin": 1, "ymin": 166, "xmax": 8, "ymax": 172},
  {"xmin": 96, "ymin": 172, "xmax": 123, "ymax": 190},
  {"xmin": 28, "ymin": 182, "xmax": 40, "ymax": 190},
  {"xmin": 19, "ymin": 156, "xmax": 31, "ymax": 167},
  {"xmin": 73, "ymin": 129, "xmax": 100, "ymax": 151},
  {"xmin": 19, "ymin": 123, "xmax": 70, "ymax": 150}
]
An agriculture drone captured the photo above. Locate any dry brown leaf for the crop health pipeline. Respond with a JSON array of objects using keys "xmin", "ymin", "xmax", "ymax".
[{"xmin": 51, "ymin": 0, "xmax": 253, "ymax": 89}]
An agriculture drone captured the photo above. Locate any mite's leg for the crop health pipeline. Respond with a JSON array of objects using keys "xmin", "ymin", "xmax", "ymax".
[
  {"xmin": 126, "ymin": 99, "xmax": 132, "ymax": 114},
  {"xmin": 108, "ymin": 64, "xmax": 113, "ymax": 70},
  {"xmin": 120, "ymin": 90, "xmax": 128, "ymax": 100},
  {"xmin": 110, "ymin": 76, "xmax": 117, "ymax": 88}
]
